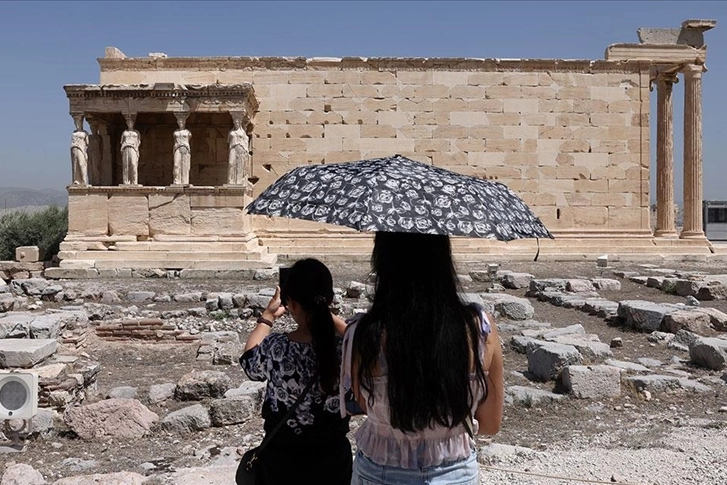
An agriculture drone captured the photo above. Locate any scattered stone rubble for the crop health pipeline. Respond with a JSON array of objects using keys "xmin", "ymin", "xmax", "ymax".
[{"xmin": 1, "ymin": 265, "xmax": 727, "ymax": 484}]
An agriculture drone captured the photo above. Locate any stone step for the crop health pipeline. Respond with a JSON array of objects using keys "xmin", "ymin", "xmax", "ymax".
[
  {"xmin": 92, "ymin": 255, "xmax": 277, "ymax": 270},
  {"xmin": 60, "ymin": 240, "xmax": 261, "ymax": 252},
  {"xmin": 58, "ymin": 249, "xmax": 271, "ymax": 262}
]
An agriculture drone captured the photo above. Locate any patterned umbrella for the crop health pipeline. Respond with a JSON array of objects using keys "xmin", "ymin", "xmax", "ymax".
[{"xmin": 246, "ymin": 155, "xmax": 553, "ymax": 241}]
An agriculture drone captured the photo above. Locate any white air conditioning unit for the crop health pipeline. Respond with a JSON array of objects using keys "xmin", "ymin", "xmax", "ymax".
[{"xmin": 0, "ymin": 370, "xmax": 38, "ymax": 420}]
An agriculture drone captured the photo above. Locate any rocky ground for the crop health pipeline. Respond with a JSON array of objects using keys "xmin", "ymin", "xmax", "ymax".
[{"xmin": 1, "ymin": 259, "xmax": 727, "ymax": 485}]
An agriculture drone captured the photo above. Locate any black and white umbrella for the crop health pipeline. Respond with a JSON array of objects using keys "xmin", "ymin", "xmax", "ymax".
[{"xmin": 246, "ymin": 155, "xmax": 552, "ymax": 241}]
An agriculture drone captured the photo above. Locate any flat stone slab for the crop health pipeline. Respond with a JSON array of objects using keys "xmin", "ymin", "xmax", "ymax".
[{"xmin": 0, "ymin": 338, "xmax": 57, "ymax": 368}]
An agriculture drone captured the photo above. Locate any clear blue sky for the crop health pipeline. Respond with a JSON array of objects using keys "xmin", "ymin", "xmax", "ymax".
[{"xmin": 0, "ymin": 1, "xmax": 725, "ymax": 203}]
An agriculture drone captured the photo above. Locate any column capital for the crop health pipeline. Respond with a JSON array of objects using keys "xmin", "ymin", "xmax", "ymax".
[
  {"xmin": 682, "ymin": 63, "xmax": 704, "ymax": 79},
  {"xmin": 655, "ymin": 71, "xmax": 679, "ymax": 84}
]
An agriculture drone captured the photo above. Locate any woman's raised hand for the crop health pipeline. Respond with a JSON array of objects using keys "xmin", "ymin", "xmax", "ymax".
[{"xmin": 264, "ymin": 286, "xmax": 287, "ymax": 319}]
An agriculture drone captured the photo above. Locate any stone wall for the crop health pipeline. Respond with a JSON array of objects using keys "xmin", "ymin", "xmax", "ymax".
[{"xmin": 99, "ymin": 57, "xmax": 651, "ymax": 238}]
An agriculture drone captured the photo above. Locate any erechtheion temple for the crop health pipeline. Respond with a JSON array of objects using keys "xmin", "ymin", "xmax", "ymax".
[{"xmin": 52, "ymin": 19, "xmax": 718, "ymax": 277}]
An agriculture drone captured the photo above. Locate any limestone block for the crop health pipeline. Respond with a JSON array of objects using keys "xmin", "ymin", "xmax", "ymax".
[
  {"xmin": 573, "ymin": 207, "xmax": 608, "ymax": 227},
  {"xmin": 485, "ymin": 85, "xmax": 522, "ymax": 100},
  {"xmin": 561, "ymin": 365, "xmax": 621, "ymax": 398},
  {"xmin": 361, "ymin": 125, "xmax": 397, "ymax": 138},
  {"xmin": 360, "ymin": 71, "xmax": 397, "ymax": 85},
  {"xmin": 64, "ymin": 398, "xmax": 158, "ymax": 439},
  {"xmin": 608, "ymin": 207, "xmax": 645, "ymax": 230},
  {"xmin": 449, "ymin": 85, "xmax": 484, "ymax": 99},
  {"xmin": 486, "ymin": 113, "xmax": 521, "ymax": 126},
  {"xmin": 1, "ymin": 464, "xmax": 46, "ymax": 484},
  {"xmin": 556, "ymin": 113, "xmax": 590, "ymax": 126},
  {"xmin": 432, "ymin": 71, "xmax": 469, "ymax": 86},
  {"xmin": 323, "ymin": 124, "xmax": 361, "ymax": 139},
  {"xmin": 468, "ymin": 72, "xmax": 504, "ymax": 85},
  {"xmin": 573, "ymin": 100, "xmax": 609, "ymax": 114},
  {"xmin": 0, "ymin": 338, "xmax": 57, "ymax": 368},
  {"xmin": 539, "ymin": 100, "xmax": 574, "ymax": 114},
  {"xmin": 191, "ymin": 208, "xmax": 250, "ymax": 236},
  {"xmin": 68, "ymin": 193, "xmax": 108, "ymax": 236},
  {"xmin": 149, "ymin": 194, "xmax": 191, "ymax": 236},
  {"xmin": 591, "ymin": 86, "xmax": 630, "ymax": 102},
  {"xmin": 160, "ymin": 403, "xmax": 211, "ymax": 433},
  {"xmin": 486, "ymin": 139, "xmax": 522, "ymax": 153},
  {"xmin": 287, "ymin": 97, "xmax": 321, "ymax": 111},
  {"xmin": 526, "ymin": 340, "xmax": 583, "ymax": 381},
  {"xmin": 286, "ymin": 125, "xmax": 324, "ymax": 140},
  {"xmin": 377, "ymin": 112, "xmax": 414, "ymax": 128},
  {"xmin": 503, "ymin": 126, "xmax": 538, "ymax": 140},
  {"xmin": 15, "ymin": 246, "xmax": 43, "ymax": 263},
  {"xmin": 108, "ymin": 194, "xmax": 148, "ymax": 236},
  {"xmin": 396, "ymin": 71, "xmax": 433, "ymax": 84},
  {"xmin": 662, "ymin": 310, "xmax": 713, "ymax": 335},
  {"xmin": 689, "ymin": 337, "xmax": 727, "ymax": 370},
  {"xmin": 617, "ymin": 300, "xmax": 679, "ymax": 332},
  {"xmin": 415, "ymin": 85, "xmax": 452, "ymax": 98}
]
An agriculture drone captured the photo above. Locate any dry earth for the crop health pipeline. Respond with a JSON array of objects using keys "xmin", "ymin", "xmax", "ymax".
[{"xmin": 2, "ymin": 259, "xmax": 727, "ymax": 484}]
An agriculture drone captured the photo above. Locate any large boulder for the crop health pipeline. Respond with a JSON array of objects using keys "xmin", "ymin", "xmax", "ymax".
[
  {"xmin": 661, "ymin": 310, "xmax": 713, "ymax": 335},
  {"xmin": 480, "ymin": 294, "xmax": 534, "ymax": 321},
  {"xmin": 1, "ymin": 463, "xmax": 47, "ymax": 485},
  {"xmin": 175, "ymin": 370, "xmax": 233, "ymax": 401},
  {"xmin": 0, "ymin": 338, "xmax": 57, "ymax": 368},
  {"xmin": 526, "ymin": 340, "xmax": 583, "ymax": 381},
  {"xmin": 64, "ymin": 398, "xmax": 158, "ymax": 439},
  {"xmin": 160, "ymin": 404, "xmax": 211, "ymax": 433},
  {"xmin": 501, "ymin": 273, "xmax": 534, "ymax": 289},
  {"xmin": 561, "ymin": 365, "xmax": 621, "ymax": 398},
  {"xmin": 689, "ymin": 337, "xmax": 727, "ymax": 370},
  {"xmin": 617, "ymin": 300, "xmax": 679, "ymax": 332}
]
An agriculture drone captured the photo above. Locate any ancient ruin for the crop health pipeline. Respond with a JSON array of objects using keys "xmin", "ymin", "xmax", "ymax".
[{"xmin": 55, "ymin": 19, "xmax": 718, "ymax": 276}]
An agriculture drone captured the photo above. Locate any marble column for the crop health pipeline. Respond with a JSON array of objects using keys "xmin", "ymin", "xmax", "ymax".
[
  {"xmin": 681, "ymin": 64, "xmax": 706, "ymax": 238},
  {"xmin": 654, "ymin": 72, "xmax": 678, "ymax": 237}
]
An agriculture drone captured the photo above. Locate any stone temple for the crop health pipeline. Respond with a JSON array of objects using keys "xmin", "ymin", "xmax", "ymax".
[{"xmin": 53, "ymin": 19, "xmax": 719, "ymax": 278}]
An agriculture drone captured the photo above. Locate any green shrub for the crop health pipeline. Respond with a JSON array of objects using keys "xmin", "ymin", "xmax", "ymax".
[{"xmin": 0, "ymin": 206, "xmax": 68, "ymax": 261}]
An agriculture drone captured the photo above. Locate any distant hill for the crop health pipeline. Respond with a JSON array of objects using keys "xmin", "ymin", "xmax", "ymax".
[{"xmin": 0, "ymin": 187, "xmax": 67, "ymax": 210}]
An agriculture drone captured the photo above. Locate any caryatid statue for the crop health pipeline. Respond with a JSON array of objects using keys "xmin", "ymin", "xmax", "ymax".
[
  {"xmin": 70, "ymin": 114, "xmax": 89, "ymax": 186},
  {"xmin": 227, "ymin": 114, "xmax": 250, "ymax": 185},
  {"xmin": 172, "ymin": 113, "xmax": 192, "ymax": 185},
  {"xmin": 120, "ymin": 115, "xmax": 141, "ymax": 185}
]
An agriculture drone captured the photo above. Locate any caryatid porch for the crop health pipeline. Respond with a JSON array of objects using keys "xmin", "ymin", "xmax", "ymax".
[
  {"xmin": 55, "ymin": 83, "xmax": 277, "ymax": 275},
  {"xmin": 608, "ymin": 19, "xmax": 716, "ymax": 242}
]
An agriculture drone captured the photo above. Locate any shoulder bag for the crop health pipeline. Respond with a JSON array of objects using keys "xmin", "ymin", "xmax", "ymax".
[{"xmin": 235, "ymin": 376, "xmax": 318, "ymax": 485}]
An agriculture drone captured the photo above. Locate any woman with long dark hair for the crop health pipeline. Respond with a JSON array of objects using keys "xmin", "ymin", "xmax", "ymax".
[
  {"xmin": 342, "ymin": 231, "xmax": 504, "ymax": 485},
  {"xmin": 240, "ymin": 258, "xmax": 352, "ymax": 484}
]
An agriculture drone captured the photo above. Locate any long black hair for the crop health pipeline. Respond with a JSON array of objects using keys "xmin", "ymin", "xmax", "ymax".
[
  {"xmin": 353, "ymin": 231, "xmax": 487, "ymax": 432},
  {"xmin": 282, "ymin": 258, "xmax": 338, "ymax": 395}
]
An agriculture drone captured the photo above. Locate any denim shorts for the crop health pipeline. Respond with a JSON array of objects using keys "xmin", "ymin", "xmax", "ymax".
[{"xmin": 351, "ymin": 449, "xmax": 479, "ymax": 485}]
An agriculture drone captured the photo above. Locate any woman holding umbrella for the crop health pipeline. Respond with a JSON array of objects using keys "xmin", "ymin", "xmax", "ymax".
[{"xmin": 341, "ymin": 231, "xmax": 505, "ymax": 485}]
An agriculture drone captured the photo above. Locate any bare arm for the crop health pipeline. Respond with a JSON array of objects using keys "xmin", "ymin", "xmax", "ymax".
[
  {"xmin": 243, "ymin": 286, "xmax": 286, "ymax": 353},
  {"xmin": 332, "ymin": 313, "xmax": 348, "ymax": 337},
  {"xmin": 474, "ymin": 315, "xmax": 504, "ymax": 435}
]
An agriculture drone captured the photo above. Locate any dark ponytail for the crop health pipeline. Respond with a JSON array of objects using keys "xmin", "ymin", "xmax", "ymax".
[{"xmin": 282, "ymin": 259, "xmax": 338, "ymax": 395}]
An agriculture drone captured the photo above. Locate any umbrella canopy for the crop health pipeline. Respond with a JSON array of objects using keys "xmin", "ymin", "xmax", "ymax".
[{"xmin": 246, "ymin": 155, "xmax": 553, "ymax": 241}]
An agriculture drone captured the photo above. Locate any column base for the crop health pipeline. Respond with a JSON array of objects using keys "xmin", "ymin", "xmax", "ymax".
[
  {"xmin": 654, "ymin": 230, "xmax": 679, "ymax": 238},
  {"xmin": 679, "ymin": 230, "xmax": 707, "ymax": 239}
]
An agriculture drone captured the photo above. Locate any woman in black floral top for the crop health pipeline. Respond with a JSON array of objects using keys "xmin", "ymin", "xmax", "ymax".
[{"xmin": 240, "ymin": 258, "xmax": 352, "ymax": 484}]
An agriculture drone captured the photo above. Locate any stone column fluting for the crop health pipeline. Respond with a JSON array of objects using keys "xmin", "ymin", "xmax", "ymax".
[
  {"xmin": 654, "ymin": 72, "xmax": 678, "ymax": 237},
  {"xmin": 681, "ymin": 64, "xmax": 706, "ymax": 238}
]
